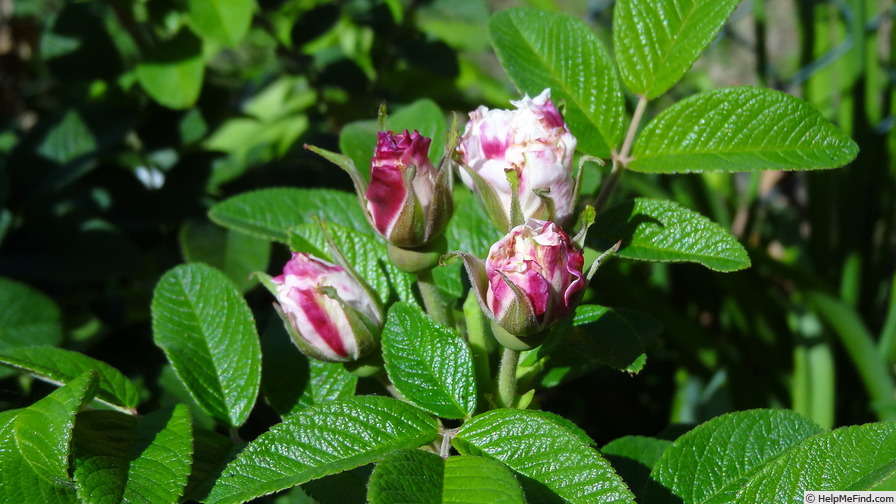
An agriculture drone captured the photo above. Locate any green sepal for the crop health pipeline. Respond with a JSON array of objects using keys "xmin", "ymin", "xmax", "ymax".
[
  {"xmin": 305, "ymin": 144, "xmax": 374, "ymax": 229},
  {"xmin": 574, "ymin": 205, "xmax": 597, "ymax": 248},
  {"xmin": 316, "ymin": 218, "xmax": 386, "ymax": 318},
  {"xmin": 504, "ymin": 168, "xmax": 525, "ymax": 228},
  {"xmin": 493, "ymin": 270, "xmax": 540, "ymax": 339},
  {"xmin": 458, "ymin": 163, "xmax": 513, "ymax": 233},
  {"xmin": 385, "ymin": 164, "xmax": 427, "ymax": 247}
]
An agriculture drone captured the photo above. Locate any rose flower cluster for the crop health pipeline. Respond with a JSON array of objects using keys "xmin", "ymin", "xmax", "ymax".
[{"xmin": 267, "ymin": 89, "xmax": 589, "ymax": 362}]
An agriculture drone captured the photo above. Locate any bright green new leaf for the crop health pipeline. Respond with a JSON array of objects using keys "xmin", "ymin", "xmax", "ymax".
[
  {"xmin": 613, "ymin": 0, "xmax": 742, "ymax": 98},
  {"xmin": 0, "ymin": 345, "xmax": 139, "ymax": 412},
  {"xmin": 13, "ymin": 371, "xmax": 97, "ymax": 485},
  {"xmin": 152, "ymin": 263, "xmax": 261, "ymax": 428},
  {"xmin": 209, "ymin": 188, "xmax": 369, "ymax": 244},
  {"xmin": 180, "ymin": 219, "xmax": 271, "ymax": 293},
  {"xmin": 382, "ymin": 302, "xmax": 477, "ymax": 419},
  {"xmin": 72, "ymin": 405, "xmax": 194, "ymax": 504},
  {"xmin": 489, "ymin": 8, "xmax": 624, "ymax": 158},
  {"xmin": 588, "ymin": 198, "xmax": 751, "ymax": 271},
  {"xmin": 186, "ymin": 0, "xmax": 255, "ymax": 47},
  {"xmin": 0, "ymin": 277, "xmax": 62, "ymax": 350},
  {"xmin": 0, "ymin": 373, "xmax": 97, "ymax": 503},
  {"xmin": 205, "ymin": 396, "xmax": 439, "ymax": 504},
  {"xmin": 630, "ymin": 87, "xmax": 859, "ymax": 173},
  {"xmin": 136, "ymin": 30, "xmax": 205, "ymax": 110},
  {"xmin": 368, "ymin": 450, "xmax": 525, "ymax": 504},
  {"xmin": 454, "ymin": 409, "xmax": 635, "ymax": 503},
  {"xmin": 648, "ymin": 409, "xmax": 823, "ymax": 503},
  {"xmin": 340, "ymin": 99, "xmax": 447, "ymax": 181},
  {"xmin": 735, "ymin": 422, "xmax": 896, "ymax": 502}
]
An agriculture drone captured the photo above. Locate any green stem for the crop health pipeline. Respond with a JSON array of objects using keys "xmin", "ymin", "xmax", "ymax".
[
  {"xmin": 417, "ymin": 268, "xmax": 454, "ymax": 327},
  {"xmin": 594, "ymin": 95, "xmax": 648, "ymax": 213},
  {"xmin": 497, "ymin": 347, "xmax": 520, "ymax": 408},
  {"xmin": 464, "ymin": 291, "xmax": 492, "ymax": 411}
]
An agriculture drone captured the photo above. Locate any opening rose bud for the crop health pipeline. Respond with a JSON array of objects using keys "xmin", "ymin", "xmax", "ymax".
[
  {"xmin": 457, "ymin": 89, "xmax": 577, "ymax": 231},
  {"xmin": 366, "ymin": 130, "xmax": 453, "ymax": 248},
  {"xmin": 459, "ymin": 219, "xmax": 585, "ymax": 350},
  {"xmin": 271, "ymin": 253, "xmax": 382, "ymax": 363}
]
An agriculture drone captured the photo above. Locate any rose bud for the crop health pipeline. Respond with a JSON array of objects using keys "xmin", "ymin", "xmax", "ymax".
[
  {"xmin": 269, "ymin": 252, "xmax": 383, "ymax": 363},
  {"xmin": 365, "ymin": 130, "xmax": 454, "ymax": 249},
  {"xmin": 457, "ymin": 219, "xmax": 586, "ymax": 350},
  {"xmin": 457, "ymin": 89, "xmax": 578, "ymax": 232}
]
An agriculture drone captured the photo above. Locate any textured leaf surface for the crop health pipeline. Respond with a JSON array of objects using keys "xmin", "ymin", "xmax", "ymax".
[
  {"xmin": 589, "ymin": 198, "xmax": 750, "ymax": 271},
  {"xmin": 735, "ymin": 422, "xmax": 896, "ymax": 503},
  {"xmin": 0, "ymin": 373, "xmax": 96, "ymax": 504},
  {"xmin": 209, "ymin": 188, "xmax": 369, "ymax": 244},
  {"xmin": 289, "ymin": 221, "xmax": 415, "ymax": 306},
  {"xmin": 0, "ymin": 277, "xmax": 62, "ymax": 349},
  {"xmin": 613, "ymin": 0, "xmax": 741, "ymax": 98},
  {"xmin": 455, "ymin": 409, "xmax": 634, "ymax": 504},
  {"xmin": 13, "ymin": 371, "xmax": 97, "ymax": 484},
  {"xmin": 648, "ymin": 409, "xmax": 822, "ymax": 504},
  {"xmin": 602, "ymin": 436, "xmax": 671, "ymax": 502},
  {"xmin": 136, "ymin": 30, "xmax": 204, "ymax": 110},
  {"xmin": 152, "ymin": 263, "xmax": 261, "ymax": 427},
  {"xmin": 368, "ymin": 450, "xmax": 525, "ymax": 504},
  {"xmin": 382, "ymin": 302, "xmax": 477, "ymax": 419},
  {"xmin": 340, "ymin": 99, "xmax": 447, "ymax": 181},
  {"xmin": 180, "ymin": 219, "xmax": 270, "ymax": 292},
  {"xmin": 186, "ymin": 0, "xmax": 254, "ymax": 47},
  {"xmin": 72, "ymin": 405, "xmax": 193, "ymax": 504},
  {"xmin": 0, "ymin": 345, "xmax": 139, "ymax": 411},
  {"xmin": 630, "ymin": 87, "xmax": 859, "ymax": 173},
  {"xmin": 490, "ymin": 8, "xmax": 624, "ymax": 157},
  {"xmin": 206, "ymin": 396, "xmax": 439, "ymax": 504}
]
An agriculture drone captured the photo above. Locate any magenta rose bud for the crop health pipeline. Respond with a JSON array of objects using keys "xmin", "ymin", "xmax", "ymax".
[
  {"xmin": 271, "ymin": 253, "xmax": 382, "ymax": 362},
  {"xmin": 457, "ymin": 89, "xmax": 577, "ymax": 231},
  {"xmin": 365, "ymin": 130, "xmax": 453, "ymax": 248}
]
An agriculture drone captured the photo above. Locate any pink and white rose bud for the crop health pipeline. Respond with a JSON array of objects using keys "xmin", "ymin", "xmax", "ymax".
[
  {"xmin": 457, "ymin": 89, "xmax": 577, "ymax": 231},
  {"xmin": 271, "ymin": 253, "xmax": 382, "ymax": 362},
  {"xmin": 366, "ymin": 130, "xmax": 453, "ymax": 248}
]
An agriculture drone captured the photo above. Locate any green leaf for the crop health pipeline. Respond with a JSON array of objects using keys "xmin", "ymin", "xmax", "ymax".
[
  {"xmin": 454, "ymin": 409, "xmax": 634, "ymax": 504},
  {"xmin": 588, "ymin": 198, "xmax": 751, "ymax": 272},
  {"xmin": 136, "ymin": 30, "xmax": 205, "ymax": 110},
  {"xmin": 72, "ymin": 405, "xmax": 194, "ymax": 504},
  {"xmin": 489, "ymin": 8, "xmax": 624, "ymax": 158},
  {"xmin": 613, "ymin": 0, "xmax": 741, "ymax": 99},
  {"xmin": 289, "ymin": 221, "xmax": 416, "ymax": 306},
  {"xmin": 151, "ymin": 263, "xmax": 261, "ymax": 428},
  {"xmin": 524, "ymin": 305, "xmax": 647, "ymax": 388},
  {"xmin": 736, "ymin": 422, "xmax": 896, "ymax": 502},
  {"xmin": 629, "ymin": 87, "xmax": 859, "ymax": 173},
  {"xmin": 0, "ymin": 373, "xmax": 97, "ymax": 503},
  {"xmin": 205, "ymin": 396, "xmax": 439, "ymax": 504},
  {"xmin": 647, "ymin": 409, "xmax": 823, "ymax": 504},
  {"xmin": 381, "ymin": 302, "xmax": 477, "ymax": 419},
  {"xmin": 0, "ymin": 345, "xmax": 139, "ymax": 412},
  {"xmin": 14, "ymin": 371, "xmax": 97, "ymax": 485},
  {"xmin": 340, "ymin": 99, "xmax": 447, "ymax": 181},
  {"xmin": 368, "ymin": 450, "xmax": 526, "ymax": 504},
  {"xmin": 602, "ymin": 436, "xmax": 671, "ymax": 502},
  {"xmin": 0, "ymin": 277, "xmax": 62, "ymax": 350},
  {"xmin": 186, "ymin": 0, "xmax": 255, "ymax": 47},
  {"xmin": 209, "ymin": 188, "xmax": 369, "ymax": 244},
  {"xmin": 297, "ymin": 359, "xmax": 358, "ymax": 409},
  {"xmin": 180, "ymin": 219, "xmax": 271, "ymax": 293}
]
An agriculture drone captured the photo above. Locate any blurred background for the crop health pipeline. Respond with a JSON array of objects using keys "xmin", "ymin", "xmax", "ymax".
[{"xmin": 1, "ymin": 0, "xmax": 894, "ymax": 449}]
